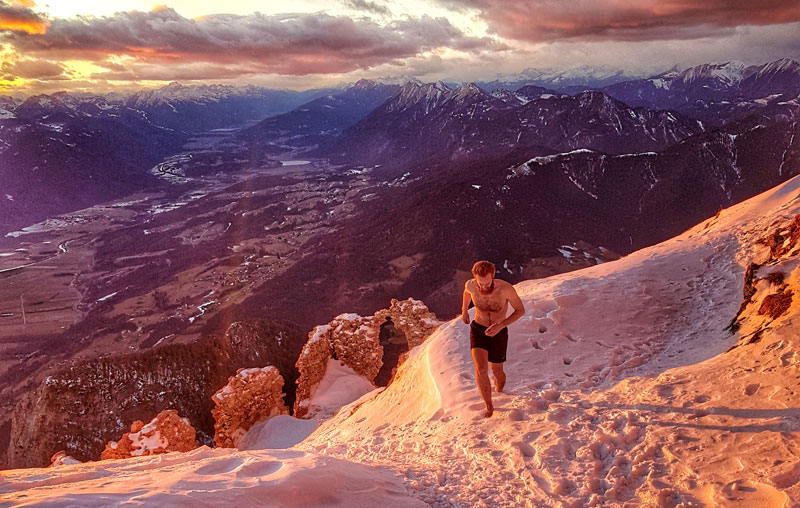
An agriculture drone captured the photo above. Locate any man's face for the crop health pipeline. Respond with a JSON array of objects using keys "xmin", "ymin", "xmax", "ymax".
[{"xmin": 476, "ymin": 274, "xmax": 494, "ymax": 294}]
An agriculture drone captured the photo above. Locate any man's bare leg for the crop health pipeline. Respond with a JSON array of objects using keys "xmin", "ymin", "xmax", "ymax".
[
  {"xmin": 471, "ymin": 348, "xmax": 493, "ymax": 417},
  {"xmin": 490, "ymin": 363, "xmax": 506, "ymax": 393}
]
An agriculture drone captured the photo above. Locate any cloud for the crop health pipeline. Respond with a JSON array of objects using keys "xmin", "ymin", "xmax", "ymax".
[
  {"xmin": 1, "ymin": 57, "xmax": 65, "ymax": 79},
  {"xmin": 90, "ymin": 61, "xmax": 273, "ymax": 82},
  {"xmin": 437, "ymin": 0, "xmax": 800, "ymax": 42},
  {"xmin": 0, "ymin": 0, "xmax": 47, "ymax": 34},
  {"xmin": 342, "ymin": 0, "xmax": 392, "ymax": 17},
  {"xmin": 3, "ymin": 7, "xmax": 503, "ymax": 76}
]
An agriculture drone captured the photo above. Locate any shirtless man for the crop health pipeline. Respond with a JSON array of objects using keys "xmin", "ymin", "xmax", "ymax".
[{"xmin": 461, "ymin": 260, "xmax": 525, "ymax": 417}]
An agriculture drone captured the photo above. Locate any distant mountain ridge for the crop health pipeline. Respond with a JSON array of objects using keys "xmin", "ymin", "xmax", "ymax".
[
  {"xmin": 476, "ymin": 64, "xmax": 645, "ymax": 93},
  {"xmin": 319, "ymin": 81, "xmax": 705, "ymax": 173},
  {"xmin": 238, "ymin": 79, "xmax": 405, "ymax": 151},
  {"xmin": 602, "ymin": 58, "xmax": 800, "ymax": 124}
]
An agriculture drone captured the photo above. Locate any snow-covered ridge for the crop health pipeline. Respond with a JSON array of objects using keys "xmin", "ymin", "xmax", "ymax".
[
  {"xmin": 490, "ymin": 64, "xmax": 641, "ymax": 88},
  {"xmin": 126, "ymin": 82, "xmax": 286, "ymax": 107},
  {"xmin": 643, "ymin": 58, "xmax": 800, "ymax": 92},
  {"xmin": 295, "ymin": 173, "xmax": 800, "ymax": 506}
]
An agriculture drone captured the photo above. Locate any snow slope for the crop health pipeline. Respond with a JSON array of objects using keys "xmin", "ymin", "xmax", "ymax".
[
  {"xmin": 3, "ymin": 175, "xmax": 800, "ymax": 507},
  {"xmin": 0, "ymin": 446, "xmax": 427, "ymax": 507},
  {"xmin": 297, "ymin": 174, "xmax": 800, "ymax": 507}
]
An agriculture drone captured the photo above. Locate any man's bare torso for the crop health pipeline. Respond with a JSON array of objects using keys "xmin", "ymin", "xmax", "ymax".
[{"xmin": 466, "ymin": 279, "xmax": 509, "ymax": 326}]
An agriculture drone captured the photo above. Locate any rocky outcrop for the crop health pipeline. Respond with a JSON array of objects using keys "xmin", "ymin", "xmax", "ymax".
[
  {"xmin": 5, "ymin": 319, "xmax": 305, "ymax": 469},
  {"xmin": 100, "ymin": 409, "xmax": 198, "ymax": 460},
  {"xmin": 212, "ymin": 366, "xmax": 289, "ymax": 448},
  {"xmin": 294, "ymin": 298, "xmax": 441, "ymax": 417},
  {"xmin": 756, "ymin": 214, "xmax": 800, "ymax": 259},
  {"xmin": 49, "ymin": 450, "xmax": 81, "ymax": 467},
  {"xmin": 329, "ymin": 313, "xmax": 384, "ymax": 382},
  {"xmin": 294, "ymin": 325, "xmax": 335, "ymax": 418},
  {"xmin": 759, "ymin": 289, "xmax": 794, "ymax": 319},
  {"xmin": 294, "ymin": 315, "xmax": 381, "ymax": 418},
  {"xmin": 728, "ymin": 213, "xmax": 800, "ymax": 348},
  {"xmin": 380, "ymin": 297, "xmax": 441, "ymax": 349}
]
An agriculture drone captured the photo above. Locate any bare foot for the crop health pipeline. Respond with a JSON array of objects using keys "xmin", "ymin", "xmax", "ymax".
[
  {"xmin": 494, "ymin": 381, "xmax": 504, "ymax": 393},
  {"xmin": 484, "ymin": 404, "xmax": 494, "ymax": 418}
]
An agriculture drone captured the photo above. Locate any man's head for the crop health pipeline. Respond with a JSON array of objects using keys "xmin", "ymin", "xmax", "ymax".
[{"xmin": 472, "ymin": 260, "xmax": 495, "ymax": 294}]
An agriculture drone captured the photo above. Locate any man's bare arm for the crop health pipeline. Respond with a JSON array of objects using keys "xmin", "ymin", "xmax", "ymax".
[
  {"xmin": 461, "ymin": 281, "xmax": 472, "ymax": 324},
  {"xmin": 498, "ymin": 284, "xmax": 525, "ymax": 328}
]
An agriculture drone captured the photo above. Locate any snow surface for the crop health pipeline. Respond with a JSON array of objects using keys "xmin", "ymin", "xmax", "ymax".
[
  {"xmin": 305, "ymin": 358, "xmax": 377, "ymax": 419},
  {"xmin": 238, "ymin": 415, "xmax": 320, "ymax": 451},
  {"xmin": 5, "ymin": 174, "xmax": 800, "ymax": 506},
  {"xmin": 0, "ymin": 447, "xmax": 427, "ymax": 507}
]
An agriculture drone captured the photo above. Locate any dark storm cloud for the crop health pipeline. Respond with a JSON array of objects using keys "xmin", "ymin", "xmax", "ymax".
[
  {"xmin": 437, "ymin": 0, "xmax": 800, "ymax": 42},
  {"xmin": 0, "ymin": 0, "xmax": 47, "ymax": 34},
  {"xmin": 3, "ymin": 7, "xmax": 503, "ymax": 75}
]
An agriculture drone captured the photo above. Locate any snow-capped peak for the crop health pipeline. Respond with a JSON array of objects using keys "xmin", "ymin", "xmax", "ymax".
[
  {"xmin": 756, "ymin": 57, "xmax": 800, "ymax": 76},
  {"xmin": 452, "ymin": 82, "xmax": 486, "ymax": 100},
  {"xmin": 676, "ymin": 61, "xmax": 749, "ymax": 86}
]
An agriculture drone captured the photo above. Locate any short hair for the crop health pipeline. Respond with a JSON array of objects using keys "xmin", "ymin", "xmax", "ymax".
[{"xmin": 471, "ymin": 260, "xmax": 495, "ymax": 277}]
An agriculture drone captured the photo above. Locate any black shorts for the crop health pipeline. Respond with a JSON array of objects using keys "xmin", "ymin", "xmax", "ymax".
[{"xmin": 470, "ymin": 321, "xmax": 508, "ymax": 363}]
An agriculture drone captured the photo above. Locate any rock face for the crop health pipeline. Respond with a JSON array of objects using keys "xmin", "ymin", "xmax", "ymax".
[
  {"xmin": 329, "ymin": 313, "xmax": 384, "ymax": 383},
  {"xmin": 294, "ymin": 298, "xmax": 441, "ymax": 417},
  {"xmin": 294, "ymin": 325, "xmax": 335, "ymax": 419},
  {"xmin": 382, "ymin": 297, "xmax": 441, "ymax": 349},
  {"xmin": 294, "ymin": 315, "xmax": 381, "ymax": 418},
  {"xmin": 49, "ymin": 451, "xmax": 81, "ymax": 467},
  {"xmin": 100, "ymin": 409, "xmax": 198, "ymax": 460},
  {"xmin": 5, "ymin": 319, "xmax": 305, "ymax": 469},
  {"xmin": 212, "ymin": 366, "xmax": 289, "ymax": 448},
  {"xmin": 728, "ymin": 212, "xmax": 800, "ymax": 346}
]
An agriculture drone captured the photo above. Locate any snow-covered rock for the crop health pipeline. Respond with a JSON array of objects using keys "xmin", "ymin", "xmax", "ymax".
[
  {"xmin": 294, "ymin": 298, "xmax": 441, "ymax": 417},
  {"xmin": 100, "ymin": 410, "xmax": 197, "ymax": 460},
  {"xmin": 294, "ymin": 313, "xmax": 380, "ymax": 418},
  {"xmin": 48, "ymin": 450, "xmax": 82, "ymax": 467},
  {"xmin": 728, "ymin": 214, "xmax": 800, "ymax": 337},
  {"xmin": 383, "ymin": 297, "xmax": 442, "ymax": 349},
  {"xmin": 212, "ymin": 366, "xmax": 289, "ymax": 448}
]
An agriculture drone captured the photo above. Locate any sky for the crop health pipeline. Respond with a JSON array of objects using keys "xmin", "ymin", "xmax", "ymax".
[{"xmin": 1, "ymin": 0, "xmax": 799, "ymax": 95}]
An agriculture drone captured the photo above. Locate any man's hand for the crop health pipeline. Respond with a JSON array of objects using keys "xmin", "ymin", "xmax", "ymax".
[
  {"xmin": 485, "ymin": 324, "xmax": 502, "ymax": 337},
  {"xmin": 461, "ymin": 311, "xmax": 470, "ymax": 324}
]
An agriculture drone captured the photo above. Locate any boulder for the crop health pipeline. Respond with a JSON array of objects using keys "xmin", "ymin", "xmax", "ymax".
[
  {"xmin": 101, "ymin": 409, "xmax": 197, "ymax": 460},
  {"xmin": 212, "ymin": 366, "xmax": 289, "ymax": 448},
  {"xmin": 48, "ymin": 450, "xmax": 81, "ymax": 467}
]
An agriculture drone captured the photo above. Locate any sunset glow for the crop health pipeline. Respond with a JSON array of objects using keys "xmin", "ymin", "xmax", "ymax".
[{"xmin": 0, "ymin": 0, "xmax": 798, "ymax": 95}]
